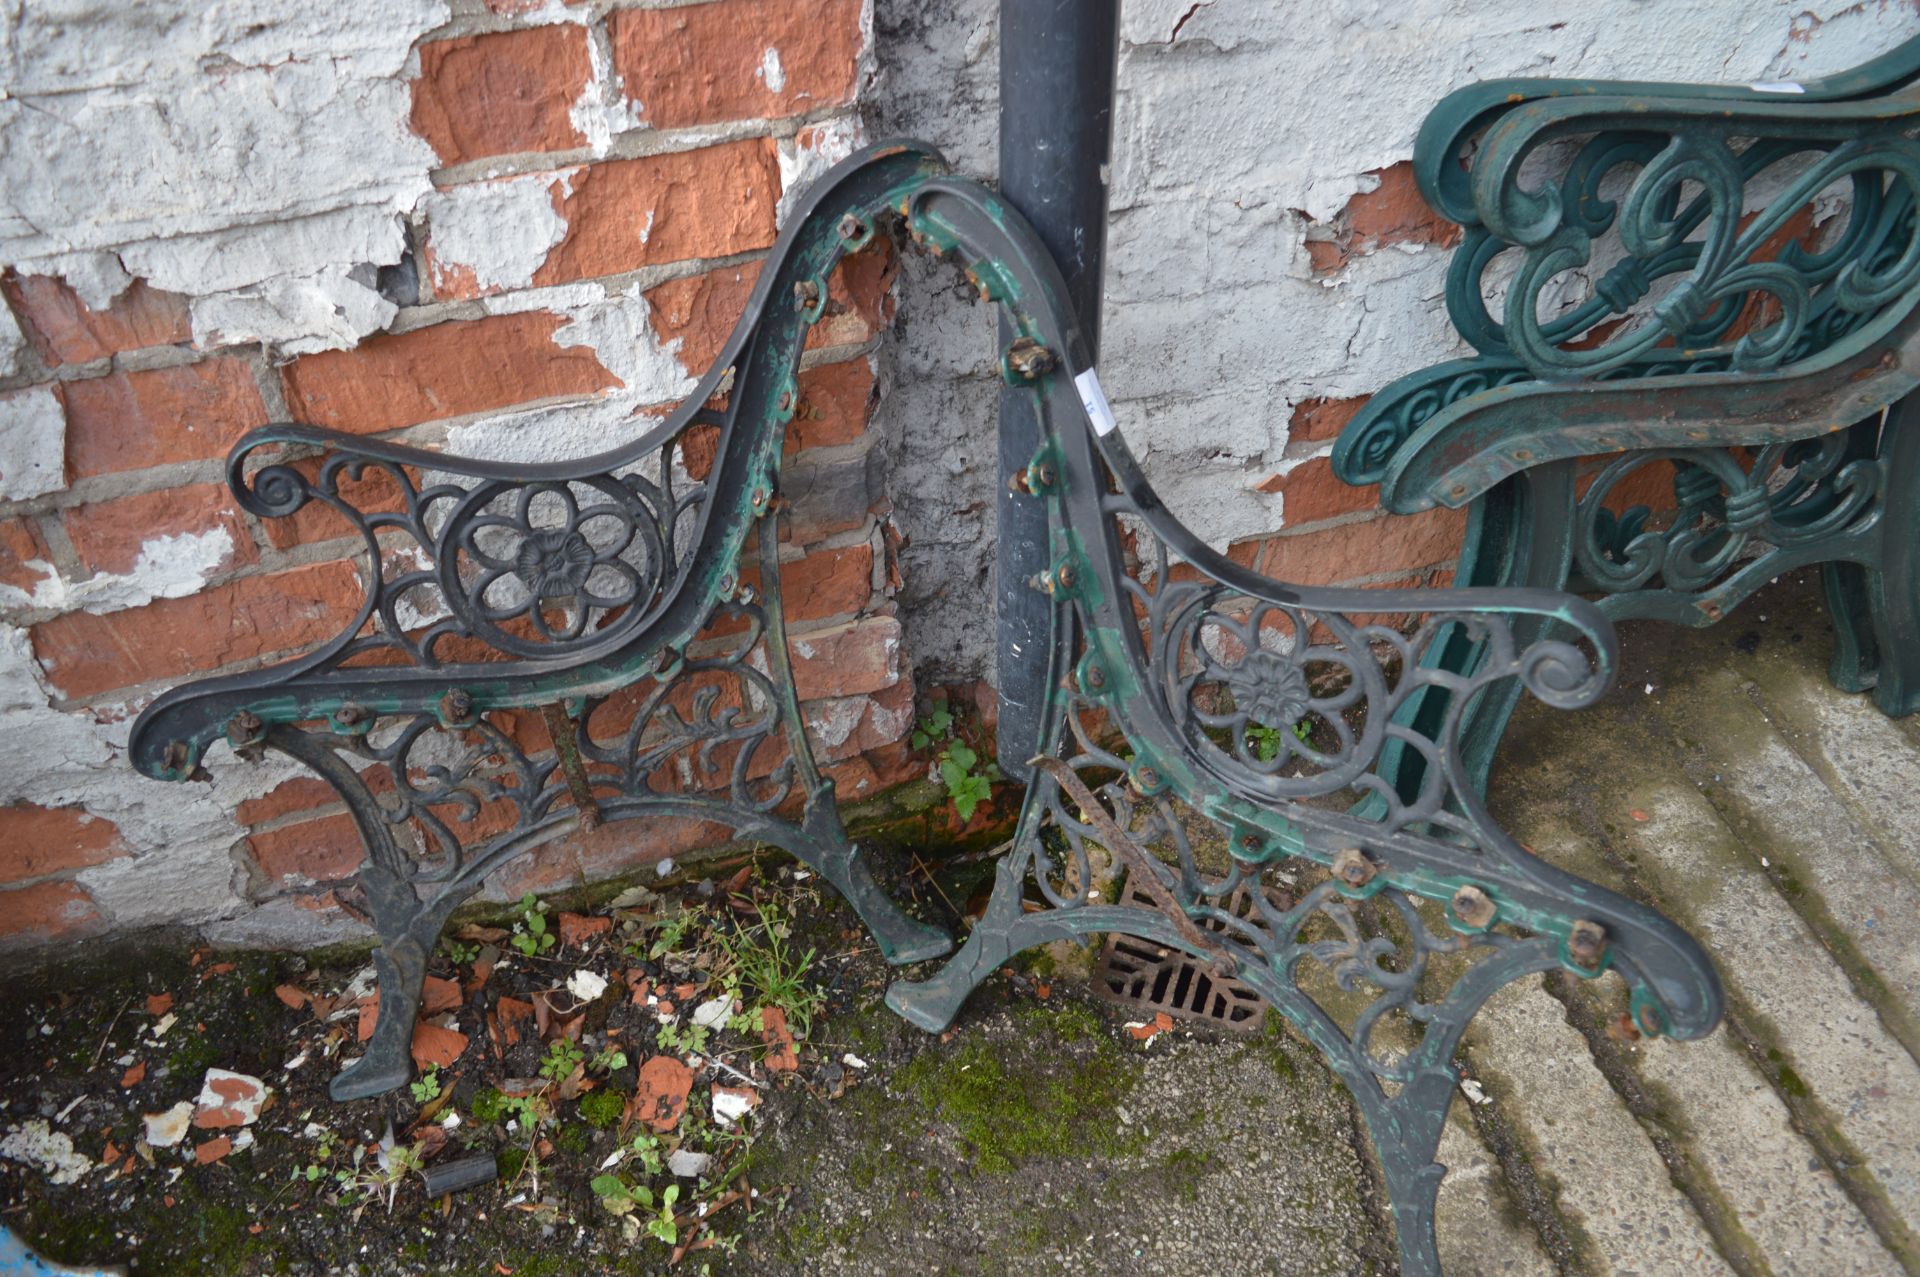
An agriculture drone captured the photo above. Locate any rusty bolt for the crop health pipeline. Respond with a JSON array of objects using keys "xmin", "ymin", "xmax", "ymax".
[
  {"xmin": 837, "ymin": 213, "xmax": 866, "ymax": 242},
  {"xmin": 793, "ymin": 280, "xmax": 821, "ymax": 312},
  {"xmin": 228, "ymin": 710, "xmax": 264, "ymax": 743},
  {"xmin": 1005, "ymin": 337, "xmax": 1058, "ymax": 380},
  {"xmin": 1451, "ymin": 884, "xmax": 1496, "ymax": 930},
  {"xmin": 440, "ymin": 689, "xmax": 474, "ymax": 724},
  {"xmin": 1029, "ymin": 571, "xmax": 1055, "ymax": 595},
  {"xmin": 1238, "ymin": 832, "xmax": 1263, "ymax": 856},
  {"xmin": 1332, "ymin": 847, "xmax": 1376, "ymax": 889},
  {"xmin": 777, "ymin": 390, "xmax": 794, "ymax": 413},
  {"xmin": 335, "ymin": 703, "xmax": 369, "ymax": 727},
  {"xmin": 1054, "ymin": 564, "xmax": 1077, "ymax": 591},
  {"xmin": 751, "ymin": 486, "xmax": 770, "ymax": 508},
  {"xmin": 163, "ymin": 741, "xmax": 191, "ymax": 773},
  {"xmin": 1133, "ymin": 766, "xmax": 1161, "ymax": 790},
  {"xmin": 1637, "ymin": 1002, "xmax": 1664, "ymax": 1037},
  {"xmin": 1009, "ymin": 467, "xmax": 1034, "ymax": 495},
  {"xmin": 1566, "ymin": 919, "xmax": 1608, "ymax": 970},
  {"xmin": 1606, "ymin": 1011, "xmax": 1643, "ymax": 1044},
  {"xmin": 1084, "ymin": 663, "xmax": 1107, "ymax": 690}
]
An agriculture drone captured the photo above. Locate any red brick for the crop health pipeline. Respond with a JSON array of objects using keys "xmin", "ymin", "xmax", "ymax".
[
  {"xmin": 647, "ymin": 248, "xmax": 892, "ymax": 377},
  {"xmin": 63, "ymin": 358, "xmax": 269, "ymax": 479},
  {"xmin": 1307, "ymin": 162, "xmax": 1461, "ymax": 275},
  {"xmin": 1289, "ymin": 395, "xmax": 1369, "ymax": 445},
  {"xmin": 280, "ymin": 312, "xmax": 618, "ymax": 433},
  {"xmin": 1247, "ymin": 506, "xmax": 1467, "ymax": 588},
  {"xmin": 486, "ymin": 814, "xmax": 729, "ymax": 900},
  {"xmin": 780, "ymin": 541, "xmax": 872, "ymax": 620},
  {"xmin": 63, "ymin": 483, "xmax": 257, "ymax": 577},
  {"xmin": 531, "ymin": 141, "xmax": 781, "ymax": 289},
  {"xmin": 713, "ymin": 541, "xmax": 873, "ymax": 637},
  {"xmin": 31, "ymin": 559, "xmax": 363, "ymax": 700},
  {"xmin": 0, "ymin": 803, "xmax": 128, "ymax": 885},
  {"xmin": 0, "ymin": 518, "xmax": 55, "ymax": 598},
  {"xmin": 791, "ymin": 615, "xmax": 899, "ymax": 701},
  {"xmin": 1257, "ymin": 455, "xmax": 1377, "ymax": 524},
  {"xmin": 608, "ymin": 0, "xmax": 864, "ymax": 130},
  {"xmin": 235, "ymin": 776, "xmax": 341, "ymax": 827},
  {"xmin": 0, "ymin": 880, "xmax": 101, "ymax": 942},
  {"xmin": 2, "ymin": 274, "xmax": 191, "ymax": 367},
  {"xmin": 411, "ymin": 26, "xmax": 591, "ymax": 165},
  {"xmin": 247, "ymin": 812, "xmax": 364, "ymax": 887},
  {"xmin": 790, "ymin": 357, "xmax": 874, "ymax": 453}
]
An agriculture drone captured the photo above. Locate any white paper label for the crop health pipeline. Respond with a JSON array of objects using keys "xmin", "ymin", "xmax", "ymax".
[
  {"xmin": 1075, "ymin": 367, "xmax": 1118, "ymax": 436},
  {"xmin": 1749, "ymin": 80, "xmax": 1806, "ymax": 94}
]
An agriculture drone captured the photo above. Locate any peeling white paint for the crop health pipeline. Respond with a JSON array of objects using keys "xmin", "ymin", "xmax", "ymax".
[
  {"xmin": 0, "ymin": 625, "xmax": 315, "ymax": 941},
  {"xmin": 759, "ymin": 46, "xmax": 788, "ymax": 94},
  {"xmin": 420, "ymin": 173, "xmax": 574, "ymax": 295},
  {"xmin": 16, "ymin": 252, "xmax": 133, "ymax": 311},
  {"xmin": 191, "ymin": 266, "xmax": 398, "ymax": 355},
  {"xmin": 0, "ymin": 385, "xmax": 66, "ymax": 501},
  {"xmin": 572, "ymin": 20, "xmax": 648, "ymax": 153},
  {"xmin": 1, "ymin": 527, "xmax": 239, "ymax": 617},
  {"xmin": 0, "ymin": 296, "xmax": 25, "ymax": 379},
  {"xmin": 777, "ymin": 115, "xmax": 864, "ymax": 226},
  {"xmin": 1, "ymin": 0, "xmax": 446, "ymax": 349}
]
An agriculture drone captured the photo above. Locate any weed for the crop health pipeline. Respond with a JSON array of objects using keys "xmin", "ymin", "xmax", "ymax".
[
  {"xmin": 591, "ymin": 1177, "xmax": 682, "ymax": 1244},
  {"xmin": 710, "ymin": 895, "xmax": 824, "ymax": 1041},
  {"xmin": 657, "ymin": 1019, "xmax": 710, "ymax": 1056},
  {"xmin": 408, "ymin": 1065, "xmax": 442, "ymax": 1105},
  {"xmin": 539, "ymin": 1039, "xmax": 585, "ymax": 1082},
  {"xmin": 589, "ymin": 1046, "xmax": 628, "ymax": 1074},
  {"xmin": 642, "ymin": 908, "xmax": 701, "ymax": 962},
  {"xmin": 469, "ymin": 1087, "xmax": 510, "ymax": 1124},
  {"xmin": 441, "ymin": 937, "xmax": 480, "ymax": 964},
  {"xmin": 913, "ymin": 705, "xmax": 1001, "ymax": 821},
  {"xmin": 510, "ymin": 893, "xmax": 557, "ymax": 958},
  {"xmin": 1245, "ymin": 717, "xmax": 1313, "ymax": 762}
]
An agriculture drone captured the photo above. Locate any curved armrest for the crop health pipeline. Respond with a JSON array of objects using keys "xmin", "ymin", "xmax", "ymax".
[
  {"xmin": 1417, "ymin": 34, "xmax": 1920, "ymax": 223},
  {"xmin": 132, "ymin": 140, "xmax": 952, "ymax": 782}
]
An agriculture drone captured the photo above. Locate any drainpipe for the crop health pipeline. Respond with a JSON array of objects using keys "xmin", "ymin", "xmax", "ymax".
[{"xmin": 994, "ymin": 0, "xmax": 1121, "ymax": 780}]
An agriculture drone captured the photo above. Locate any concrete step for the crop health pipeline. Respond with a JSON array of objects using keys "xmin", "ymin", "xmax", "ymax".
[
  {"xmin": 1462, "ymin": 981, "xmax": 1737, "ymax": 1277},
  {"xmin": 1633, "ymin": 656, "xmax": 1920, "ymax": 1066},
  {"xmin": 1489, "ymin": 601, "xmax": 1920, "ymax": 1272},
  {"xmin": 1433, "ymin": 1107, "xmax": 1558, "ymax": 1277}
]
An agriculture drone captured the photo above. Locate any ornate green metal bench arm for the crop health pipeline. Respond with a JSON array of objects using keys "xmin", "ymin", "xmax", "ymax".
[
  {"xmin": 128, "ymin": 144, "xmax": 960, "ymax": 1101},
  {"xmin": 871, "ymin": 175, "xmax": 1723, "ymax": 1277},
  {"xmin": 1333, "ymin": 35, "xmax": 1920, "ymax": 794}
]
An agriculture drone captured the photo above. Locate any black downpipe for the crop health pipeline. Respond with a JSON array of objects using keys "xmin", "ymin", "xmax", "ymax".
[{"xmin": 994, "ymin": 1, "xmax": 1121, "ymax": 779}]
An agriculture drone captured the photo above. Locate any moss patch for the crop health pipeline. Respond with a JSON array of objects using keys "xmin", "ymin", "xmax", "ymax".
[{"xmin": 895, "ymin": 1012, "xmax": 1145, "ymax": 1174}]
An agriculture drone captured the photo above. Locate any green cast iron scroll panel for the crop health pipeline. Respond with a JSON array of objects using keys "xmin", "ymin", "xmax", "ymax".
[
  {"xmin": 1332, "ymin": 35, "xmax": 1920, "ymax": 797},
  {"xmin": 875, "ymin": 173, "xmax": 1722, "ymax": 1277},
  {"xmin": 128, "ymin": 143, "xmax": 959, "ymax": 1100}
]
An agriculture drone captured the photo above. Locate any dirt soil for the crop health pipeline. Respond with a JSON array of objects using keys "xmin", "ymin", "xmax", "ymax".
[{"xmin": 0, "ymin": 853, "xmax": 1389, "ymax": 1276}]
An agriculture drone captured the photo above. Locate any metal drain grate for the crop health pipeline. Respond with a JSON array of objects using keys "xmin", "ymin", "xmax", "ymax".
[{"xmin": 1091, "ymin": 872, "xmax": 1271, "ymax": 1033}]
